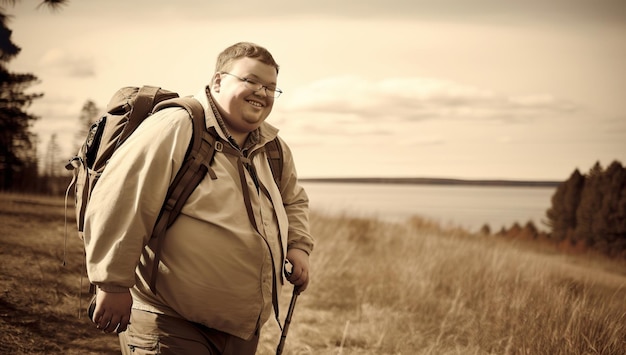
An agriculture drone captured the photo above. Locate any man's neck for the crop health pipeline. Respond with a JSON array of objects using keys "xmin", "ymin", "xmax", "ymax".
[{"xmin": 206, "ymin": 87, "xmax": 250, "ymax": 149}]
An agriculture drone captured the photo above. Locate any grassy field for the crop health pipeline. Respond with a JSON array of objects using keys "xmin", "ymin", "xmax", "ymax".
[{"xmin": 1, "ymin": 192, "xmax": 624, "ymax": 354}]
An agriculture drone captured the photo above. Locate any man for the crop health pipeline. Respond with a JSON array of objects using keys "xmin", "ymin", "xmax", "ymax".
[{"xmin": 83, "ymin": 42, "xmax": 314, "ymax": 354}]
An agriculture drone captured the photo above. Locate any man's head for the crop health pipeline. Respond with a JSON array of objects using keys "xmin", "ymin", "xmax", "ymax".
[
  {"xmin": 214, "ymin": 42, "xmax": 280, "ymax": 75},
  {"xmin": 210, "ymin": 42, "xmax": 281, "ymax": 141}
]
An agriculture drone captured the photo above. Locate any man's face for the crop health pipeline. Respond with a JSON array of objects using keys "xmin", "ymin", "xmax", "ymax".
[{"xmin": 212, "ymin": 57, "xmax": 278, "ymax": 136}]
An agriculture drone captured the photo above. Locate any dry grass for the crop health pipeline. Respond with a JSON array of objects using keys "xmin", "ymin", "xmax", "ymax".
[
  {"xmin": 261, "ymin": 213, "xmax": 626, "ymax": 354},
  {"xmin": 0, "ymin": 193, "xmax": 119, "ymax": 354},
  {"xmin": 1, "ymin": 193, "xmax": 625, "ymax": 354}
]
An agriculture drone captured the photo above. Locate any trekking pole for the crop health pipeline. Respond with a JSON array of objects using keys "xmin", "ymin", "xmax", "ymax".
[{"xmin": 276, "ymin": 286, "xmax": 300, "ymax": 355}]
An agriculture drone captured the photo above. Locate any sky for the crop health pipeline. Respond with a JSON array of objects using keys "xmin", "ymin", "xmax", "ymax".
[{"xmin": 5, "ymin": 0, "xmax": 626, "ymax": 181}]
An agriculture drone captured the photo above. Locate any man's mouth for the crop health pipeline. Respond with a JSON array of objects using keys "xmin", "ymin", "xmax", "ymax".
[{"xmin": 247, "ymin": 99, "xmax": 264, "ymax": 108}]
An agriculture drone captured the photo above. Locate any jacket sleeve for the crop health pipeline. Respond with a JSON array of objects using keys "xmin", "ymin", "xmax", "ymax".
[
  {"xmin": 83, "ymin": 109, "xmax": 192, "ymax": 290},
  {"xmin": 277, "ymin": 138, "xmax": 315, "ymax": 255}
]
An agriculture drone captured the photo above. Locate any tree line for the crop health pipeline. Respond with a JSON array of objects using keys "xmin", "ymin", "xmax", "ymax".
[
  {"xmin": 0, "ymin": 0, "xmax": 80, "ymax": 194},
  {"xmin": 546, "ymin": 160, "xmax": 626, "ymax": 257},
  {"xmin": 487, "ymin": 160, "xmax": 626, "ymax": 258},
  {"xmin": 0, "ymin": 9, "xmax": 41, "ymax": 191}
]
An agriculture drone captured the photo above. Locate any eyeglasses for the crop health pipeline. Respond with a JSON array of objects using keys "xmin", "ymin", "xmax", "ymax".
[{"xmin": 220, "ymin": 72, "xmax": 283, "ymax": 98}]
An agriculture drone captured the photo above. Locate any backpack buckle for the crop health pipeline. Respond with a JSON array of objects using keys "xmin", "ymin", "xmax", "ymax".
[
  {"xmin": 65, "ymin": 156, "xmax": 82, "ymax": 171},
  {"xmin": 215, "ymin": 141, "xmax": 223, "ymax": 152}
]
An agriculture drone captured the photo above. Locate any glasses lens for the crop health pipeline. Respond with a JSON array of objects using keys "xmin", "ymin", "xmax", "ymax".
[
  {"xmin": 240, "ymin": 76, "xmax": 281, "ymax": 98},
  {"xmin": 242, "ymin": 80, "xmax": 263, "ymax": 92}
]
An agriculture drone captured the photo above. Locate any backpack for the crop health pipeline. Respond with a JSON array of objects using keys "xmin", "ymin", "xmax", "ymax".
[{"xmin": 65, "ymin": 85, "xmax": 284, "ymax": 298}]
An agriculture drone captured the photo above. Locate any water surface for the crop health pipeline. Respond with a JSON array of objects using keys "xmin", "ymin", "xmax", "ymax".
[{"xmin": 300, "ymin": 182, "xmax": 555, "ymax": 232}]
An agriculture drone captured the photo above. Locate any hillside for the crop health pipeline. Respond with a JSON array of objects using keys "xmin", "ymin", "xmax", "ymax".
[{"xmin": 1, "ymin": 193, "xmax": 624, "ymax": 354}]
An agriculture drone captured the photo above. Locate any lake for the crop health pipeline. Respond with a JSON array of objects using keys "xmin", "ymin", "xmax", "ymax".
[{"xmin": 300, "ymin": 182, "xmax": 557, "ymax": 232}]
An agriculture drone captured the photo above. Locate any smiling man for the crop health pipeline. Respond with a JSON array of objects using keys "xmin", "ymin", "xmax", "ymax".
[{"xmin": 83, "ymin": 42, "xmax": 314, "ymax": 354}]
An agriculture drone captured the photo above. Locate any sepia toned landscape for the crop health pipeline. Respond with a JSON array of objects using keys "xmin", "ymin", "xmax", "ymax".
[
  {"xmin": 1, "ymin": 192, "xmax": 624, "ymax": 354},
  {"xmin": 2, "ymin": 1, "xmax": 625, "ymax": 354}
]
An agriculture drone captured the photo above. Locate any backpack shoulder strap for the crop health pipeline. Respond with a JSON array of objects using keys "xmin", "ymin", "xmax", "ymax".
[
  {"xmin": 264, "ymin": 137, "xmax": 284, "ymax": 190},
  {"xmin": 155, "ymin": 97, "xmax": 219, "ymax": 225},
  {"xmin": 148, "ymin": 97, "xmax": 222, "ymax": 294}
]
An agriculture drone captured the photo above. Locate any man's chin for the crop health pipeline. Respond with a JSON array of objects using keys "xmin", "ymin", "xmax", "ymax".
[{"xmin": 243, "ymin": 115, "xmax": 267, "ymax": 128}]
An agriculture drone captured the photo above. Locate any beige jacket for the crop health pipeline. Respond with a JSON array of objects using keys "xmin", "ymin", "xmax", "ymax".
[{"xmin": 83, "ymin": 88, "xmax": 314, "ymax": 340}]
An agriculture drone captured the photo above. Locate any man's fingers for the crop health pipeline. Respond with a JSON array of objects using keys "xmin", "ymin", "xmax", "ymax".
[
  {"xmin": 117, "ymin": 314, "xmax": 131, "ymax": 333},
  {"xmin": 92, "ymin": 290, "xmax": 133, "ymax": 333},
  {"xmin": 287, "ymin": 267, "xmax": 303, "ymax": 283},
  {"xmin": 103, "ymin": 314, "xmax": 122, "ymax": 333},
  {"xmin": 94, "ymin": 308, "xmax": 129, "ymax": 333},
  {"xmin": 96, "ymin": 317, "xmax": 110, "ymax": 331},
  {"xmin": 288, "ymin": 268, "xmax": 309, "ymax": 287},
  {"xmin": 298, "ymin": 277, "xmax": 309, "ymax": 292},
  {"xmin": 94, "ymin": 309, "xmax": 108, "ymax": 330},
  {"xmin": 287, "ymin": 267, "xmax": 302, "ymax": 281},
  {"xmin": 292, "ymin": 271, "xmax": 309, "ymax": 292}
]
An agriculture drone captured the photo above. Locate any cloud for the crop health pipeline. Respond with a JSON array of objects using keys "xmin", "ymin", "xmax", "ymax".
[
  {"xmin": 39, "ymin": 48, "xmax": 96, "ymax": 78},
  {"xmin": 281, "ymin": 76, "xmax": 578, "ymax": 125},
  {"xmin": 152, "ymin": 0, "xmax": 626, "ymax": 25}
]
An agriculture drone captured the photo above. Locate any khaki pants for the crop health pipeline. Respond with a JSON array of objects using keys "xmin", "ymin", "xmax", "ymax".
[{"xmin": 118, "ymin": 309, "xmax": 259, "ymax": 355}]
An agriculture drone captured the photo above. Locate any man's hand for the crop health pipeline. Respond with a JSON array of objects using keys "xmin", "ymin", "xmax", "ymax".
[
  {"xmin": 286, "ymin": 248, "xmax": 310, "ymax": 293},
  {"xmin": 93, "ymin": 289, "xmax": 132, "ymax": 333}
]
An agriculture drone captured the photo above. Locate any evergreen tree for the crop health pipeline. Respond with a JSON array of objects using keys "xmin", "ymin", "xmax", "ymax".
[
  {"xmin": 616, "ymin": 169, "xmax": 626, "ymax": 256},
  {"xmin": 74, "ymin": 100, "xmax": 99, "ymax": 151},
  {"xmin": 547, "ymin": 161, "xmax": 626, "ymax": 255},
  {"xmin": 546, "ymin": 169, "xmax": 585, "ymax": 242},
  {"xmin": 575, "ymin": 161, "xmax": 604, "ymax": 246},
  {"xmin": 11, "ymin": 132, "xmax": 39, "ymax": 191},
  {"xmin": 44, "ymin": 133, "xmax": 61, "ymax": 177},
  {"xmin": 0, "ymin": 11, "xmax": 42, "ymax": 190},
  {"xmin": 597, "ymin": 161, "xmax": 626, "ymax": 254},
  {"xmin": 0, "ymin": 1, "xmax": 68, "ymax": 10},
  {"xmin": 0, "ymin": 1, "xmax": 70, "ymax": 190},
  {"xmin": 521, "ymin": 221, "xmax": 539, "ymax": 239}
]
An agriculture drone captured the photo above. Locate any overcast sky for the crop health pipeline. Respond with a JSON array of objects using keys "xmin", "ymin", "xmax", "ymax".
[{"xmin": 6, "ymin": 0, "xmax": 626, "ymax": 180}]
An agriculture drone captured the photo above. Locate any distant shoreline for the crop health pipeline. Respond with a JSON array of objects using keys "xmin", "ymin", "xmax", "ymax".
[{"xmin": 299, "ymin": 177, "xmax": 560, "ymax": 188}]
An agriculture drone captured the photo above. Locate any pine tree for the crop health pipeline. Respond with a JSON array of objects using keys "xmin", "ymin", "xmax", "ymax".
[
  {"xmin": 11, "ymin": 132, "xmax": 39, "ymax": 191},
  {"xmin": 616, "ymin": 172, "xmax": 626, "ymax": 256},
  {"xmin": 74, "ymin": 100, "xmax": 100, "ymax": 151},
  {"xmin": 575, "ymin": 161, "xmax": 604, "ymax": 246},
  {"xmin": 0, "ymin": 11, "xmax": 42, "ymax": 190},
  {"xmin": 44, "ymin": 133, "xmax": 61, "ymax": 177},
  {"xmin": 598, "ymin": 161, "xmax": 626, "ymax": 254},
  {"xmin": 0, "ymin": 1, "xmax": 71, "ymax": 191},
  {"xmin": 546, "ymin": 169, "xmax": 585, "ymax": 242},
  {"xmin": 548, "ymin": 161, "xmax": 626, "ymax": 255},
  {"xmin": 0, "ymin": 1, "xmax": 69, "ymax": 10}
]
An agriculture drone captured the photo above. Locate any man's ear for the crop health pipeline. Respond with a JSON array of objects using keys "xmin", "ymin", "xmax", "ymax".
[{"xmin": 211, "ymin": 72, "xmax": 222, "ymax": 93}]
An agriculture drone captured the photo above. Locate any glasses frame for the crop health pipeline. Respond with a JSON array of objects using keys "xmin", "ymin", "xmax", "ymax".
[{"xmin": 220, "ymin": 72, "xmax": 283, "ymax": 98}]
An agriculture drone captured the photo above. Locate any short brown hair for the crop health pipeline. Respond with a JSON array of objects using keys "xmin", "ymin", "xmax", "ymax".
[{"xmin": 215, "ymin": 42, "xmax": 280, "ymax": 74}]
